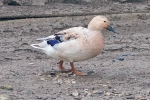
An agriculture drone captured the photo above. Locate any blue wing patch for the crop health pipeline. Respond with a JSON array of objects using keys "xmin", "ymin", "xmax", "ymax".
[
  {"xmin": 47, "ymin": 35, "xmax": 63, "ymax": 46},
  {"xmin": 47, "ymin": 40, "xmax": 60, "ymax": 46}
]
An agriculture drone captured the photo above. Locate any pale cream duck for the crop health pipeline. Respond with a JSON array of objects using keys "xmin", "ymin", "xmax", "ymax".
[{"xmin": 31, "ymin": 15, "xmax": 118, "ymax": 75}]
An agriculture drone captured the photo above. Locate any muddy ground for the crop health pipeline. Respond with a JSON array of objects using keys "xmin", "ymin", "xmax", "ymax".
[{"xmin": 0, "ymin": 2, "xmax": 150, "ymax": 100}]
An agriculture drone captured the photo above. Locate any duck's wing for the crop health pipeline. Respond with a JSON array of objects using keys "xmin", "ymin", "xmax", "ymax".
[
  {"xmin": 32, "ymin": 27, "xmax": 86, "ymax": 48},
  {"xmin": 54, "ymin": 28, "xmax": 80, "ymax": 42},
  {"xmin": 36, "ymin": 27, "xmax": 81, "ymax": 43}
]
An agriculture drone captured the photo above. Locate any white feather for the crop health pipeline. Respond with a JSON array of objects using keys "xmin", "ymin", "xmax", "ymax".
[{"xmin": 36, "ymin": 35, "xmax": 55, "ymax": 41}]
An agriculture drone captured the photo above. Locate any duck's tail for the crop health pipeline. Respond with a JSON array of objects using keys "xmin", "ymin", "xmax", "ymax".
[{"xmin": 30, "ymin": 41, "xmax": 47, "ymax": 50}]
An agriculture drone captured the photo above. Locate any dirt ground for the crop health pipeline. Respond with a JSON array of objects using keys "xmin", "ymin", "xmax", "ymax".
[{"xmin": 0, "ymin": 2, "xmax": 150, "ymax": 100}]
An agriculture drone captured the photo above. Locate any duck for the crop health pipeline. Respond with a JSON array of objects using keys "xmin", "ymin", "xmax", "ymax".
[{"xmin": 31, "ymin": 15, "xmax": 119, "ymax": 75}]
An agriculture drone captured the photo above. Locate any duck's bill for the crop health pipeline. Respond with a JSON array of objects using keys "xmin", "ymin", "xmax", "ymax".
[{"xmin": 107, "ymin": 26, "xmax": 119, "ymax": 34}]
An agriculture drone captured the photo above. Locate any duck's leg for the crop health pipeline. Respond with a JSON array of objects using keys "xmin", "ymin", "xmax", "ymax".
[
  {"xmin": 70, "ymin": 62, "xmax": 87, "ymax": 75},
  {"xmin": 58, "ymin": 61, "xmax": 72, "ymax": 72}
]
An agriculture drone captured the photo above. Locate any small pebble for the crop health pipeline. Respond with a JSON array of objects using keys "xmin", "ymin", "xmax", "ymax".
[
  {"xmin": 98, "ymin": 83, "xmax": 102, "ymax": 86},
  {"xmin": 84, "ymin": 89, "xmax": 88, "ymax": 91},
  {"xmin": 98, "ymin": 91, "xmax": 103, "ymax": 95},
  {"xmin": 102, "ymin": 84, "xmax": 107, "ymax": 87},
  {"xmin": 118, "ymin": 57, "xmax": 124, "ymax": 61},
  {"xmin": 40, "ymin": 78, "xmax": 45, "ymax": 81},
  {"xmin": 54, "ymin": 79, "xmax": 62, "ymax": 84},
  {"xmin": 125, "ymin": 95, "xmax": 135, "ymax": 99},
  {"xmin": 38, "ymin": 73, "xmax": 42, "ymax": 76},
  {"xmin": 106, "ymin": 92, "xmax": 111, "ymax": 96},
  {"xmin": 125, "ymin": 92, "xmax": 132, "ymax": 96},
  {"xmin": 28, "ymin": 63, "xmax": 34, "ymax": 66},
  {"xmin": 125, "ymin": 93, "xmax": 134, "ymax": 99},
  {"xmin": 111, "ymin": 89, "xmax": 120, "ymax": 94},
  {"xmin": 0, "ymin": 94, "xmax": 12, "ymax": 100},
  {"xmin": 72, "ymin": 90, "xmax": 79, "ymax": 97},
  {"xmin": 112, "ymin": 59, "xmax": 116, "ymax": 62},
  {"xmin": 84, "ymin": 89, "xmax": 89, "ymax": 93},
  {"xmin": 118, "ymin": 93, "xmax": 124, "ymax": 97},
  {"xmin": 71, "ymin": 80, "xmax": 76, "ymax": 84},
  {"xmin": 147, "ymin": 90, "xmax": 150, "ymax": 96},
  {"xmin": 140, "ymin": 98, "xmax": 147, "ymax": 100},
  {"xmin": 92, "ymin": 90, "xmax": 98, "ymax": 94},
  {"xmin": 0, "ymin": 85, "xmax": 13, "ymax": 90}
]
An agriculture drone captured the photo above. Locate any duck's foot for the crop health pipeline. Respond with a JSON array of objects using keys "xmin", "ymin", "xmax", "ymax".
[
  {"xmin": 58, "ymin": 61, "xmax": 72, "ymax": 73},
  {"xmin": 73, "ymin": 70, "xmax": 88, "ymax": 76},
  {"xmin": 70, "ymin": 62, "xmax": 88, "ymax": 76}
]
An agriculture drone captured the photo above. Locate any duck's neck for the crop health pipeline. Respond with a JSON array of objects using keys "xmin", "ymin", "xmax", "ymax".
[{"xmin": 88, "ymin": 24, "xmax": 103, "ymax": 32}]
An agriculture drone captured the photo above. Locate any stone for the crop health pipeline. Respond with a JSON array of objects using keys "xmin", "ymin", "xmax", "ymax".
[
  {"xmin": 84, "ymin": 89, "xmax": 89, "ymax": 93},
  {"xmin": 28, "ymin": 63, "xmax": 34, "ymax": 66},
  {"xmin": 140, "ymin": 98, "xmax": 147, "ymax": 100},
  {"xmin": 147, "ymin": 90, "xmax": 150, "ymax": 96},
  {"xmin": 0, "ymin": 85, "xmax": 13, "ymax": 90},
  {"xmin": 106, "ymin": 92, "xmax": 111, "ymax": 96},
  {"xmin": 0, "ymin": 94, "xmax": 12, "ymax": 100},
  {"xmin": 71, "ymin": 80, "xmax": 76, "ymax": 84},
  {"xmin": 40, "ymin": 78, "xmax": 45, "ymax": 81},
  {"xmin": 71, "ymin": 90, "xmax": 79, "ymax": 97},
  {"xmin": 92, "ymin": 90, "xmax": 99, "ymax": 94},
  {"xmin": 125, "ymin": 95, "xmax": 135, "ymax": 99},
  {"xmin": 54, "ymin": 79, "xmax": 62, "ymax": 84},
  {"xmin": 98, "ymin": 91, "xmax": 103, "ymax": 95},
  {"xmin": 117, "ymin": 57, "xmax": 124, "ymax": 61}
]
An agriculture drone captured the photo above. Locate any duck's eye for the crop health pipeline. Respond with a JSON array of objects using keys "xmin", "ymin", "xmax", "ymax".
[{"xmin": 104, "ymin": 21, "xmax": 106, "ymax": 23}]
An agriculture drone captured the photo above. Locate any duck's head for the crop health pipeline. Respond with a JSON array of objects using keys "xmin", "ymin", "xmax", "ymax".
[{"xmin": 88, "ymin": 15, "xmax": 119, "ymax": 34}]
